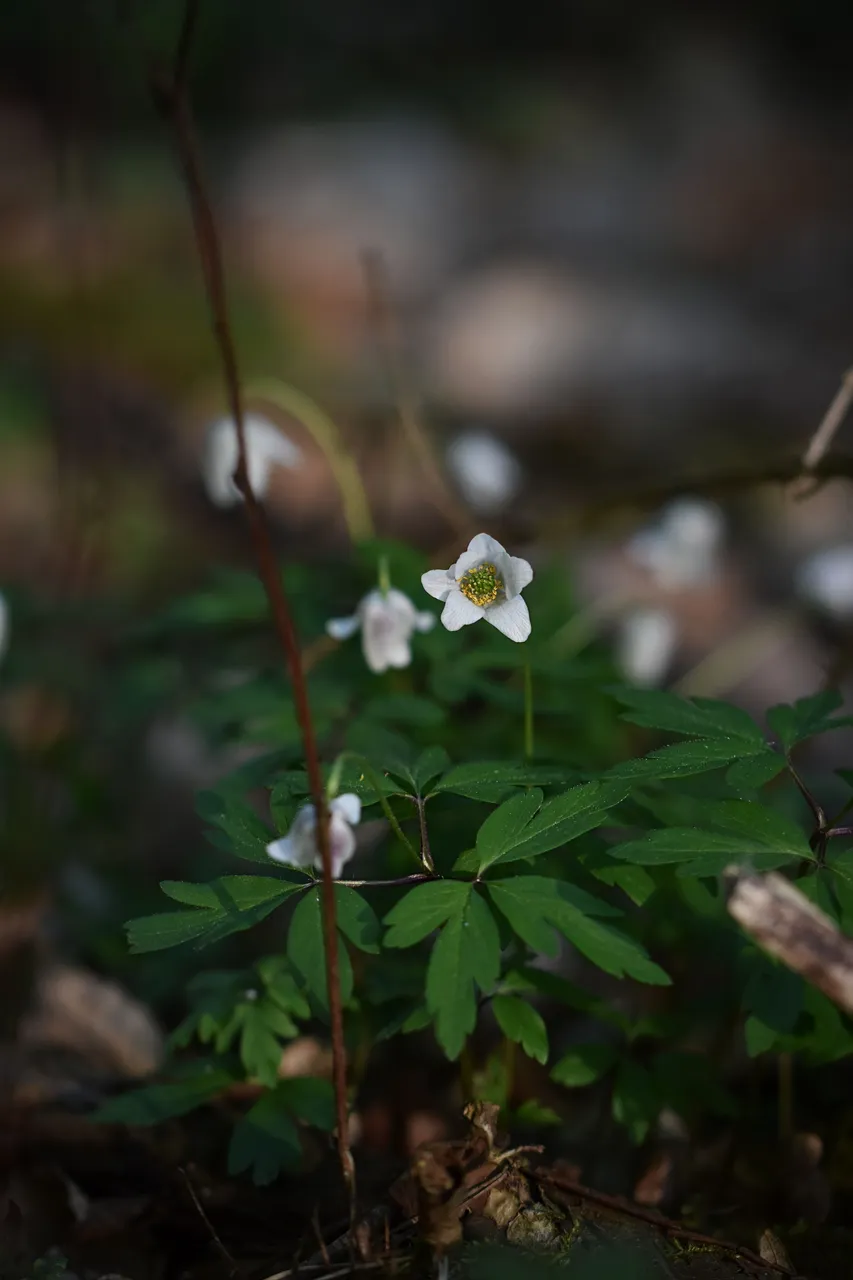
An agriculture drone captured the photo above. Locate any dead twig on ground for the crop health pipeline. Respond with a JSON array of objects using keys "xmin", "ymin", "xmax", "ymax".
[
  {"xmin": 725, "ymin": 868, "xmax": 853, "ymax": 1016},
  {"xmin": 792, "ymin": 366, "xmax": 853, "ymax": 498}
]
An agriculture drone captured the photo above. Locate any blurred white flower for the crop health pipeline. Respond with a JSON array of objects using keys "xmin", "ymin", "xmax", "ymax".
[
  {"xmin": 446, "ymin": 429, "xmax": 522, "ymax": 513},
  {"xmin": 202, "ymin": 413, "xmax": 301, "ymax": 507},
  {"xmin": 0, "ymin": 592, "xmax": 8, "ymax": 664},
  {"xmin": 796, "ymin": 545, "xmax": 853, "ymax": 621},
  {"xmin": 326, "ymin": 588, "xmax": 435, "ymax": 673},
  {"xmin": 266, "ymin": 793, "xmax": 362, "ymax": 878},
  {"xmin": 422, "ymin": 532, "xmax": 533, "ymax": 642},
  {"xmin": 617, "ymin": 607, "xmax": 679, "ymax": 687},
  {"xmin": 627, "ymin": 497, "xmax": 724, "ymax": 590}
]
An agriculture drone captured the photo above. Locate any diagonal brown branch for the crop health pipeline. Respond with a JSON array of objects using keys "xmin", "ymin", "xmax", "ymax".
[{"xmin": 152, "ymin": 4, "xmax": 352, "ymax": 1192}]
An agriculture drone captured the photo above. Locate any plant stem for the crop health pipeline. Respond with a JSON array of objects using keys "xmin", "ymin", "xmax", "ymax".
[
  {"xmin": 523, "ymin": 661, "xmax": 534, "ymax": 761},
  {"xmin": 778, "ymin": 1052, "xmax": 794, "ymax": 1143},
  {"xmin": 153, "ymin": 3, "xmax": 353, "ymax": 1193},
  {"xmin": 248, "ymin": 377, "xmax": 374, "ymax": 544}
]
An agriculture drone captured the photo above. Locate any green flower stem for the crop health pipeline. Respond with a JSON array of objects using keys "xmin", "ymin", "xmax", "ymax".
[
  {"xmin": 248, "ymin": 377, "xmax": 374, "ymax": 544},
  {"xmin": 354, "ymin": 756, "xmax": 422, "ymax": 868},
  {"xmin": 523, "ymin": 661, "xmax": 534, "ymax": 762}
]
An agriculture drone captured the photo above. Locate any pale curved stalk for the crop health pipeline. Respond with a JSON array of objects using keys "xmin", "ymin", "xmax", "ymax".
[{"xmin": 248, "ymin": 376, "xmax": 374, "ymax": 543}]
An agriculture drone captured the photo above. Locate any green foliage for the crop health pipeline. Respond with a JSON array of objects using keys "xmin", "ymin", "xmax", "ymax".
[{"xmin": 47, "ymin": 531, "xmax": 850, "ymax": 1181}]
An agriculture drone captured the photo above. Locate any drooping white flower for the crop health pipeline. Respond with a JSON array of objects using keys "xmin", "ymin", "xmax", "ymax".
[
  {"xmin": 421, "ymin": 532, "xmax": 533, "ymax": 642},
  {"xmin": 446, "ymin": 430, "xmax": 522, "ymax": 513},
  {"xmin": 266, "ymin": 793, "xmax": 362, "ymax": 878},
  {"xmin": 617, "ymin": 607, "xmax": 679, "ymax": 687},
  {"xmin": 627, "ymin": 497, "xmax": 724, "ymax": 591},
  {"xmin": 326, "ymin": 588, "xmax": 435, "ymax": 673},
  {"xmin": 202, "ymin": 413, "xmax": 301, "ymax": 507},
  {"xmin": 0, "ymin": 592, "xmax": 8, "ymax": 665},
  {"xmin": 796, "ymin": 545, "xmax": 853, "ymax": 622}
]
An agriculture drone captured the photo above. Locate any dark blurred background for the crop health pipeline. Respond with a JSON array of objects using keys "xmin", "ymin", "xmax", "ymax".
[{"xmin": 3, "ymin": 0, "xmax": 853, "ymax": 588}]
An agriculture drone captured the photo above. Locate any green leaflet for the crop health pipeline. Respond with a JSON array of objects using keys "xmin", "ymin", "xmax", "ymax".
[
  {"xmin": 127, "ymin": 876, "xmax": 306, "ymax": 953},
  {"xmin": 384, "ymin": 882, "xmax": 501, "ymax": 1058},
  {"xmin": 487, "ymin": 877, "xmax": 669, "ymax": 985},
  {"xmin": 287, "ymin": 886, "xmax": 380, "ymax": 1012},
  {"xmin": 492, "ymin": 994, "xmax": 549, "ymax": 1064}
]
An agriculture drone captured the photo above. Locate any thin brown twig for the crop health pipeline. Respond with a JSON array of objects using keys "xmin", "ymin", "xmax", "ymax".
[
  {"xmin": 533, "ymin": 1168, "xmax": 795, "ymax": 1277},
  {"xmin": 153, "ymin": 3, "xmax": 353, "ymax": 1194},
  {"xmin": 792, "ymin": 366, "xmax": 853, "ymax": 498},
  {"xmin": 362, "ymin": 249, "xmax": 469, "ymax": 536},
  {"xmin": 180, "ymin": 1167, "xmax": 239, "ymax": 1277}
]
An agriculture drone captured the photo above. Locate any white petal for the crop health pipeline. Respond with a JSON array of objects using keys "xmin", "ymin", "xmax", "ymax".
[
  {"xmin": 202, "ymin": 419, "xmax": 241, "ymax": 506},
  {"xmin": 446, "ymin": 431, "xmax": 521, "ymax": 512},
  {"xmin": 267, "ymin": 811, "xmax": 316, "ymax": 868},
  {"xmin": 797, "ymin": 545, "xmax": 853, "ymax": 620},
  {"xmin": 618, "ymin": 608, "xmax": 678, "ymax": 686},
  {"xmin": 384, "ymin": 589, "xmax": 417, "ymax": 625},
  {"xmin": 331, "ymin": 793, "xmax": 362, "ymax": 825},
  {"xmin": 201, "ymin": 414, "xmax": 300, "ymax": 507},
  {"xmin": 421, "ymin": 569, "xmax": 455, "ymax": 601},
  {"xmin": 321, "ymin": 813, "xmax": 357, "ymax": 877},
  {"xmin": 485, "ymin": 595, "xmax": 531, "ymax": 642},
  {"xmin": 503, "ymin": 554, "xmax": 534, "ymax": 599},
  {"xmin": 414, "ymin": 610, "xmax": 436, "ymax": 633},
  {"xmin": 326, "ymin": 615, "xmax": 361, "ymax": 640},
  {"xmin": 266, "ymin": 835, "xmax": 297, "ymax": 864},
  {"xmin": 383, "ymin": 636, "xmax": 414, "ymax": 668},
  {"xmin": 361, "ymin": 595, "xmax": 412, "ymax": 672},
  {"xmin": 245, "ymin": 414, "xmax": 301, "ymax": 470},
  {"xmin": 441, "ymin": 590, "xmax": 484, "ymax": 631},
  {"xmin": 453, "ymin": 532, "xmax": 510, "ymax": 579}
]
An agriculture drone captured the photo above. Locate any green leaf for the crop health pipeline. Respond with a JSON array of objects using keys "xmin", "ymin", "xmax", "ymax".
[
  {"xmin": 609, "ymin": 801, "xmax": 812, "ymax": 870},
  {"xmin": 492, "ymin": 995, "xmax": 549, "ymax": 1064},
  {"xmin": 551, "ymin": 1043, "xmax": 619, "ymax": 1086},
  {"xmin": 432, "ymin": 761, "xmax": 575, "ymax": 803},
  {"xmin": 197, "ymin": 792, "xmax": 277, "ymax": 864},
  {"xmin": 92, "ymin": 1065, "xmax": 234, "ymax": 1125},
  {"xmin": 610, "ymin": 687, "xmax": 764, "ymax": 744},
  {"xmin": 126, "ymin": 877, "xmax": 305, "ymax": 954},
  {"xmin": 767, "ymin": 689, "xmax": 852, "ymax": 750},
  {"xmin": 612, "ymin": 1059, "xmax": 660, "ymax": 1144},
  {"xmin": 742, "ymin": 958, "xmax": 803, "ymax": 1057},
  {"xmin": 335, "ymin": 886, "xmax": 381, "ymax": 954},
  {"xmin": 425, "ymin": 888, "xmax": 501, "ymax": 1059},
  {"xmin": 383, "ymin": 880, "xmax": 471, "ymax": 948},
  {"xmin": 228, "ymin": 1087, "xmax": 302, "ymax": 1184},
  {"xmin": 287, "ymin": 888, "xmax": 354, "ymax": 1011},
  {"xmin": 476, "ymin": 781, "xmax": 628, "ymax": 871},
  {"xmin": 239, "ymin": 1005, "xmax": 287, "ymax": 1088},
  {"xmin": 407, "ymin": 745, "xmax": 452, "ymax": 794},
  {"xmin": 726, "ymin": 750, "xmax": 785, "ymax": 792},
  {"xmin": 607, "ymin": 738, "xmax": 765, "ymax": 782},
  {"xmin": 476, "ymin": 789, "xmax": 544, "ymax": 871},
  {"xmin": 488, "ymin": 878, "xmax": 669, "ymax": 985},
  {"xmin": 512, "ymin": 1099, "xmax": 562, "ymax": 1127},
  {"xmin": 590, "ymin": 863, "xmax": 656, "ymax": 906}
]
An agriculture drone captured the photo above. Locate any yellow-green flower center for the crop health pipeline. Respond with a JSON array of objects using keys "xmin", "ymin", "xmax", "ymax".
[{"xmin": 459, "ymin": 562, "xmax": 502, "ymax": 607}]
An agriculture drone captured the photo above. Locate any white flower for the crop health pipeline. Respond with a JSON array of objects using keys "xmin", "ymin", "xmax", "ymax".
[
  {"xmin": 0, "ymin": 592, "xmax": 8, "ymax": 665},
  {"xmin": 266, "ymin": 793, "xmax": 362, "ymax": 878},
  {"xmin": 617, "ymin": 607, "xmax": 679, "ymax": 686},
  {"xmin": 796, "ymin": 545, "xmax": 853, "ymax": 621},
  {"xmin": 446, "ymin": 430, "xmax": 521, "ymax": 513},
  {"xmin": 202, "ymin": 413, "xmax": 301, "ymax": 507},
  {"xmin": 421, "ymin": 532, "xmax": 533, "ymax": 642},
  {"xmin": 627, "ymin": 497, "xmax": 724, "ymax": 591},
  {"xmin": 326, "ymin": 588, "xmax": 435, "ymax": 673}
]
